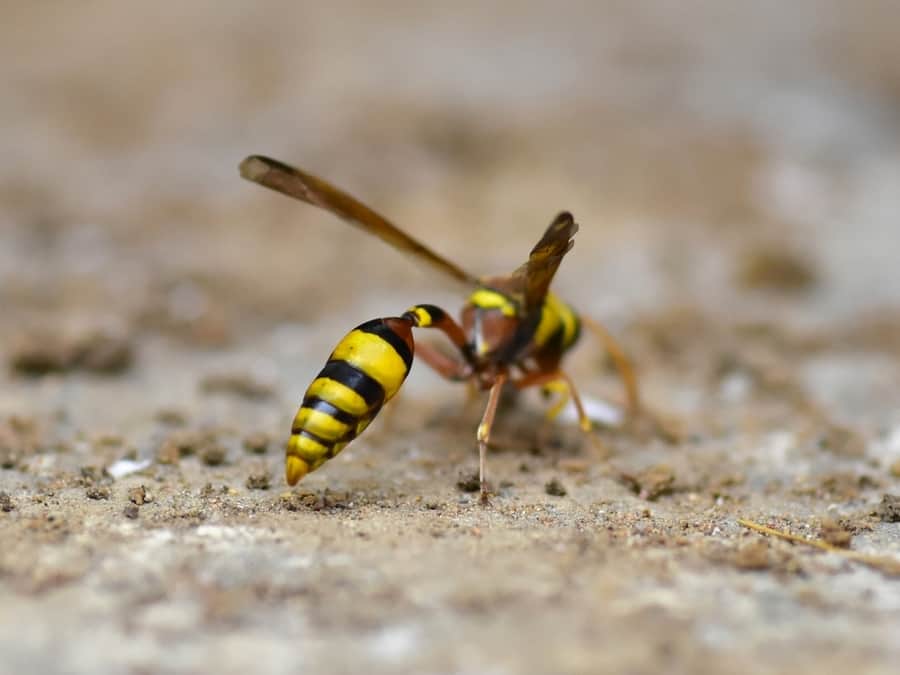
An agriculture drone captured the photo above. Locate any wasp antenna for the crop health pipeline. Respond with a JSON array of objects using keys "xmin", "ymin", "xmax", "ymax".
[{"xmin": 239, "ymin": 155, "xmax": 271, "ymax": 182}]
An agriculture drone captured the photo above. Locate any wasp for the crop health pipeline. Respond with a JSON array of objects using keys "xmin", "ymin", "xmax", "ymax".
[{"xmin": 239, "ymin": 155, "xmax": 641, "ymax": 502}]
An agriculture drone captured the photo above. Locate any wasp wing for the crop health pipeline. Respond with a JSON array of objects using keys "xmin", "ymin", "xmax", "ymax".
[
  {"xmin": 511, "ymin": 211, "xmax": 578, "ymax": 312},
  {"xmin": 240, "ymin": 155, "xmax": 479, "ymax": 285}
]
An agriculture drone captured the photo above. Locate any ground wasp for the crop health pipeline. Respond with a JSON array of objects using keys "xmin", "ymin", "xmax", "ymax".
[{"xmin": 240, "ymin": 155, "xmax": 641, "ymax": 502}]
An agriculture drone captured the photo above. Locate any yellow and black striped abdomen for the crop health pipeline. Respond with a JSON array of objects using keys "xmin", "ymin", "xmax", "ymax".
[{"xmin": 286, "ymin": 317, "xmax": 414, "ymax": 485}]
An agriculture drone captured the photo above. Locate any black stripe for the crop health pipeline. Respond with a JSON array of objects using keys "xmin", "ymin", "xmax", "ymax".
[
  {"xmin": 318, "ymin": 360, "xmax": 385, "ymax": 409},
  {"xmin": 356, "ymin": 319, "xmax": 413, "ymax": 371},
  {"xmin": 296, "ymin": 396, "xmax": 358, "ymax": 428},
  {"xmin": 297, "ymin": 428, "xmax": 333, "ymax": 450},
  {"xmin": 499, "ymin": 310, "xmax": 542, "ymax": 364},
  {"xmin": 547, "ymin": 322, "xmax": 566, "ymax": 351},
  {"xmin": 566, "ymin": 314, "xmax": 582, "ymax": 349}
]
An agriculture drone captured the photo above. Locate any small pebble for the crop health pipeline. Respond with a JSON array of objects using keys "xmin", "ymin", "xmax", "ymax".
[
  {"xmin": 732, "ymin": 540, "xmax": 771, "ymax": 570},
  {"xmin": 456, "ymin": 472, "xmax": 480, "ymax": 493},
  {"xmin": 128, "ymin": 485, "xmax": 149, "ymax": 505},
  {"xmin": 246, "ymin": 473, "xmax": 270, "ymax": 490},
  {"xmin": 545, "ymin": 478, "xmax": 567, "ymax": 497},
  {"xmin": 201, "ymin": 445, "xmax": 227, "ymax": 467},
  {"xmin": 242, "ymin": 432, "xmax": 270, "ymax": 455},
  {"xmin": 86, "ymin": 486, "xmax": 111, "ymax": 500},
  {"xmin": 877, "ymin": 494, "xmax": 900, "ymax": 523},
  {"xmin": 819, "ymin": 517, "xmax": 853, "ymax": 548}
]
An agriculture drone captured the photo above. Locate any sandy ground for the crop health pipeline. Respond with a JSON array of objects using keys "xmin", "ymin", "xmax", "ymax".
[{"xmin": 2, "ymin": 2, "xmax": 900, "ymax": 674}]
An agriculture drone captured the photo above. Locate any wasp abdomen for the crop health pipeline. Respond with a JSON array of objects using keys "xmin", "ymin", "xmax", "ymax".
[{"xmin": 286, "ymin": 317, "xmax": 414, "ymax": 485}]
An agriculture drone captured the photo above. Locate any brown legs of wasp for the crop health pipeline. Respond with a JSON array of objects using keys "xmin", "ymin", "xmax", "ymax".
[
  {"xmin": 413, "ymin": 341, "xmax": 499, "ymax": 503},
  {"xmin": 378, "ymin": 309, "xmax": 474, "ymax": 459},
  {"xmin": 476, "ymin": 372, "xmax": 507, "ymax": 504},
  {"xmin": 581, "ymin": 315, "xmax": 641, "ymax": 419},
  {"xmin": 582, "ymin": 317, "xmax": 685, "ymax": 442},
  {"xmin": 412, "ymin": 342, "xmax": 471, "ymax": 381}
]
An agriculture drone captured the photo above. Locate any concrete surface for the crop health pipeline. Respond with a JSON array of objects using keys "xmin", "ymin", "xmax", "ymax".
[{"xmin": 2, "ymin": 3, "xmax": 900, "ymax": 674}]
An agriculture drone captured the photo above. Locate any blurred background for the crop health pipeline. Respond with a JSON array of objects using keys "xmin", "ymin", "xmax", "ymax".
[
  {"xmin": 3, "ymin": 1, "xmax": 900, "ymax": 423},
  {"xmin": 4, "ymin": 1, "xmax": 900, "ymax": 332},
  {"xmin": 2, "ymin": 2, "xmax": 900, "ymax": 674}
]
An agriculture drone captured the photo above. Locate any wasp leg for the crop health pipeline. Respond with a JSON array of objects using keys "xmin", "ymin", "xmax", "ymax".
[
  {"xmin": 555, "ymin": 372, "xmax": 594, "ymax": 435},
  {"xmin": 378, "ymin": 335, "xmax": 471, "ymax": 436},
  {"xmin": 514, "ymin": 370, "xmax": 592, "ymax": 432},
  {"xmin": 581, "ymin": 315, "xmax": 641, "ymax": 419},
  {"xmin": 514, "ymin": 370, "xmax": 609, "ymax": 457},
  {"xmin": 477, "ymin": 372, "xmax": 508, "ymax": 504},
  {"xmin": 413, "ymin": 341, "xmax": 471, "ymax": 381},
  {"xmin": 540, "ymin": 379, "xmax": 572, "ymax": 423},
  {"xmin": 404, "ymin": 304, "xmax": 472, "ymax": 362}
]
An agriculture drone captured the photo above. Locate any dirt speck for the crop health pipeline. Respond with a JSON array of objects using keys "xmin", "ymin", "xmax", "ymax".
[
  {"xmin": 242, "ymin": 432, "xmax": 270, "ymax": 455},
  {"xmin": 557, "ymin": 458, "xmax": 589, "ymax": 473},
  {"xmin": 280, "ymin": 492, "xmax": 317, "ymax": 511},
  {"xmin": 0, "ymin": 492, "xmax": 14, "ymax": 512},
  {"xmin": 76, "ymin": 331, "xmax": 134, "ymax": 373},
  {"xmin": 157, "ymin": 430, "xmax": 215, "ymax": 464},
  {"xmin": 456, "ymin": 471, "xmax": 481, "ymax": 493},
  {"xmin": 732, "ymin": 540, "xmax": 772, "ymax": 570},
  {"xmin": 9, "ymin": 333, "xmax": 74, "ymax": 375},
  {"xmin": 154, "ymin": 407, "xmax": 189, "ymax": 426},
  {"xmin": 736, "ymin": 245, "xmax": 818, "ymax": 293},
  {"xmin": 246, "ymin": 473, "xmax": 270, "ymax": 490},
  {"xmin": 128, "ymin": 485, "xmax": 149, "ymax": 505},
  {"xmin": 0, "ymin": 446, "xmax": 20, "ymax": 470},
  {"xmin": 200, "ymin": 372, "xmax": 274, "ymax": 400},
  {"xmin": 618, "ymin": 465, "xmax": 676, "ymax": 500},
  {"xmin": 156, "ymin": 442, "xmax": 180, "ymax": 465},
  {"xmin": 813, "ymin": 473, "xmax": 880, "ymax": 500},
  {"xmin": 9, "ymin": 329, "xmax": 133, "ymax": 375},
  {"xmin": 876, "ymin": 494, "xmax": 900, "ymax": 522},
  {"xmin": 280, "ymin": 490, "xmax": 351, "ymax": 511},
  {"xmin": 819, "ymin": 517, "xmax": 853, "ymax": 548},
  {"xmin": 544, "ymin": 478, "xmax": 568, "ymax": 496},
  {"xmin": 79, "ymin": 466, "xmax": 104, "ymax": 485},
  {"xmin": 123, "ymin": 504, "xmax": 139, "ymax": 519},
  {"xmin": 201, "ymin": 444, "xmax": 228, "ymax": 467},
  {"xmin": 817, "ymin": 424, "xmax": 867, "ymax": 458},
  {"xmin": 0, "ymin": 416, "xmax": 39, "ymax": 468},
  {"xmin": 85, "ymin": 486, "xmax": 111, "ymax": 500}
]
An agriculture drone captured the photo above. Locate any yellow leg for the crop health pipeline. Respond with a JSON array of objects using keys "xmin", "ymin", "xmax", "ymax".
[
  {"xmin": 516, "ymin": 370, "xmax": 596, "ymax": 439},
  {"xmin": 541, "ymin": 380, "xmax": 571, "ymax": 422}
]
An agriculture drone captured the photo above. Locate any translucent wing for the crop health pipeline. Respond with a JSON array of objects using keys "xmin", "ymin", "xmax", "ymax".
[
  {"xmin": 512, "ymin": 212, "xmax": 578, "ymax": 312},
  {"xmin": 240, "ymin": 155, "xmax": 479, "ymax": 285}
]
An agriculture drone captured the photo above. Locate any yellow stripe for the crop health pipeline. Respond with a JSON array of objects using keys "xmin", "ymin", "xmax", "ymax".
[
  {"xmin": 331, "ymin": 330, "xmax": 408, "ymax": 399},
  {"xmin": 287, "ymin": 432, "xmax": 330, "ymax": 463},
  {"xmin": 533, "ymin": 301, "xmax": 562, "ymax": 348},
  {"xmin": 292, "ymin": 407, "xmax": 351, "ymax": 442},
  {"xmin": 356, "ymin": 416, "xmax": 374, "ymax": 436},
  {"xmin": 408, "ymin": 306, "xmax": 433, "ymax": 327},
  {"xmin": 306, "ymin": 377, "xmax": 369, "ymax": 417},
  {"xmin": 469, "ymin": 289, "xmax": 517, "ymax": 317},
  {"xmin": 285, "ymin": 455, "xmax": 309, "ymax": 485},
  {"xmin": 548, "ymin": 292, "xmax": 579, "ymax": 348}
]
